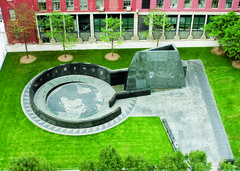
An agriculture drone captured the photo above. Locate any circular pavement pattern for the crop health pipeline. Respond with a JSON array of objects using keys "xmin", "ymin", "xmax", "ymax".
[{"xmin": 21, "ymin": 74, "xmax": 136, "ymax": 136}]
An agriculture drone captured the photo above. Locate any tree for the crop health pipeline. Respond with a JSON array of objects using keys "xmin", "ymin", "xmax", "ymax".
[
  {"xmin": 79, "ymin": 160, "xmax": 96, "ymax": 171},
  {"xmin": 98, "ymin": 145, "xmax": 123, "ymax": 171},
  {"xmin": 144, "ymin": 10, "xmax": 170, "ymax": 47},
  {"xmin": 7, "ymin": 4, "xmax": 36, "ymax": 59},
  {"xmin": 125, "ymin": 154, "xmax": 153, "ymax": 171},
  {"xmin": 220, "ymin": 19, "xmax": 240, "ymax": 59},
  {"xmin": 8, "ymin": 155, "xmax": 56, "ymax": 171},
  {"xmin": 42, "ymin": 11, "xmax": 76, "ymax": 58},
  {"xmin": 186, "ymin": 150, "xmax": 212, "ymax": 171},
  {"xmin": 219, "ymin": 161, "xmax": 234, "ymax": 171},
  {"xmin": 100, "ymin": 17, "xmax": 124, "ymax": 57},
  {"xmin": 157, "ymin": 151, "xmax": 188, "ymax": 171},
  {"xmin": 204, "ymin": 11, "xmax": 239, "ymax": 51}
]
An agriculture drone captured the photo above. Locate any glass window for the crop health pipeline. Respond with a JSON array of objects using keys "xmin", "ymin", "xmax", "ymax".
[
  {"xmin": 225, "ymin": 0, "xmax": 233, "ymax": 8},
  {"xmin": 170, "ymin": 0, "xmax": 178, "ymax": 8},
  {"xmin": 184, "ymin": 0, "xmax": 192, "ymax": 8},
  {"xmin": 193, "ymin": 15, "xmax": 205, "ymax": 30},
  {"xmin": 52, "ymin": 0, "xmax": 60, "ymax": 10},
  {"xmin": 66, "ymin": 0, "xmax": 74, "ymax": 10},
  {"xmin": 142, "ymin": 0, "xmax": 150, "ymax": 9},
  {"xmin": 179, "ymin": 15, "xmax": 192, "ymax": 30},
  {"xmin": 198, "ymin": 0, "xmax": 205, "ymax": 8},
  {"xmin": 38, "ymin": 0, "xmax": 46, "ymax": 11},
  {"xmin": 211, "ymin": 0, "xmax": 219, "ymax": 8},
  {"xmin": 80, "ymin": 0, "xmax": 88, "ymax": 10},
  {"xmin": 9, "ymin": 10, "xmax": 16, "ymax": 19},
  {"xmin": 96, "ymin": 0, "xmax": 104, "ymax": 9},
  {"xmin": 122, "ymin": 17, "xmax": 133, "ymax": 32},
  {"xmin": 156, "ymin": 0, "xmax": 164, "ymax": 8},
  {"xmin": 239, "ymin": 0, "xmax": 240, "ymax": 7},
  {"xmin": 123, "ymin": 0, "xmax": 132, "ymax": 9},
  {"xmin": 94, "ymin": 16, "xmax": 105, "ymax": 32},
  {"xmin": 168, "ymin": 15, "xmax": 177, "ymax": 31},
  {"xmin": 79, "ymin": 15, "xmax": 90, "ymax": 32}
]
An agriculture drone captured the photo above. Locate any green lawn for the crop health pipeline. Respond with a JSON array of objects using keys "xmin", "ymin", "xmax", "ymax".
[
  {"xmin": 0, "ymin": 49, "xmax": 173, "ymax": 169},
  {"xmin": 0, "ymin": 47, "xmax": 240, "ymax": 169}
]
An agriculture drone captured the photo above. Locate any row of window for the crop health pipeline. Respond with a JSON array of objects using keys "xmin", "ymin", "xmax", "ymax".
[
  {"xmin": 155, "ymin": 0, "xmax": 236, "ymax": 8},
  {"xmin": 38, "ymin": 0, "xmax": 132, "ymax": 11},
  {"xmin": 38, "ymin": 14, "xmax": 134, "ymax": 33},
  {"xmin": 138, "ymin": 15, "xmax": 211, "ymax": 32}
]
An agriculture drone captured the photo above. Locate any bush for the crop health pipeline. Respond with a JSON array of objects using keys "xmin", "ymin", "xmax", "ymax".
[
  {"xmin": 8, "ymin": 155, "xmax": 56, "ymax": 171},
  {"xmin": 79, "ymin": 160, "xmax": 96, "ymax": 171},
  {"xmin": 98, "ymin": 145, "xmax": 123, "ymax": 171}
]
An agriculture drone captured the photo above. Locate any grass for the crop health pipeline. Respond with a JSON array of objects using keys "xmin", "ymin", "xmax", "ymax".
[
  {"xmin": 1, "ymin": 47, "xmax": 240, "ymax": 168},
  {"xmin": 0, "ymin": 48, "xmax": 173, "ymax": 169}
]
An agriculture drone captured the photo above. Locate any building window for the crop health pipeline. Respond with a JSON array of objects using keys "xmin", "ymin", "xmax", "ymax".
[
  {"xmin": 170, "ymin": 0, "xmax": 178, "ymax": 8},
  {"xmin": 184, "ymin": 0, "xmax": 192, "ymax": 8},
  {"xmin": 52, "ymin": 0, "xmax": 60, "ymax": 10},
  {"xmin": 142, "ymin": 0, "xmax": 150, "ymax": 9},
  {"xmin": 198, "ymin": 0, "xmax": 205, "ymax": 8},
  {"xmin": 156, "ymin": 0, "xmax": 164, "ymax": 8},
  {"xmin": 94, "ymin": 17, "xmax": 105, "ymax": 32},
  {"xmin": 179, "ymin": 15, "xmax": 192, "ymax": 30},
  {"xmin": 123, "ymin": 0, "xmax": 131, "ymax": 9},
  {"xmin": 225, "ymin": 0, "xmax": 233, "ymax": 8},
  {"xmin": 66, "ymin": 0, "xmax": 74, "ymax": 10},
  {"xmin": 96, "ymin": 0, "xmax": 104, "ymax": 9},
  {"xmin": 79, "ymin": 15, "xmax": 90, "ymax": 32},
  {"xmin": 9, "ymin": 10, "xmax": 16, "ymax": 19},
  {"xmin": 38, "ymin": 0, "xmax": 46, "ymax": 11},
  {"xmin": 193, "ymin": 15, "xmax": 205, "ymax": 30},
  {"xmin": 122, "ymin": 17, "xmax": 133, "ymax": 32},
  {"xmin": 80, "ymin": 0, "xmax": 88, "ymax": 10},
  {"xmin": 211, "ymin": 0, "xmax": 219, "ymax": 8},
  {"xmin": 238, "ymin": 0, "xmax": 240, "ymax": 7},
  {"xmin": 168, "ymin": 15, "xmax": 177, "ymax": 31}
]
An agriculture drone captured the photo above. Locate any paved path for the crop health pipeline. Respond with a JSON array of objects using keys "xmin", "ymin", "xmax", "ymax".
[
  {"xmin": 127, "ymin": 60, "xmax": 233, "ymax": 170},
  {"xmin": 6, "ymin": 39, "xmax": 219, "ymax": 52}
]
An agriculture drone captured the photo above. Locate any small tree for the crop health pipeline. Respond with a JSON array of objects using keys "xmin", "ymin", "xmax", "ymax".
[
  {"xmin": 220, "ymin": 18, "xmax": 240, "ymax": 59},
  {"xmin": 8, "ymin": 155, "xmax": 56, "ymax": 171},
  {"xmin": 7, "ymin": 4, "xmax": 36, "ymax": 59},
  {"xmin": 100, "ymin": 17, "xmax": 124, "ymax": 57},
  {"xmin": 186, "ymin": 150, "xmax": 212, "ymax": 171},
  {"xmin": 205, "ymin": 11, "xmax": 239, "ymax": 51},
  {"xmin": 125, "ymin": 154, "xmax": 153, "ymax": 171},
  {"xmin": 98, "ymin": 145, "xmax": 123, "ymax": 171},
  {"xmin": 144, "ymin": 10, "xmax": 170, "ymax": 47},
  {"xmin": 42, "ymin": 11, "xmax": 76, "ymax": 58},
  {"xmin": 157, "ymin": 151, "xmax": 188, "ymax": 171},
  {"xmin": 79, "ymin": 160, "xmax": 96, "ymax": 171}
]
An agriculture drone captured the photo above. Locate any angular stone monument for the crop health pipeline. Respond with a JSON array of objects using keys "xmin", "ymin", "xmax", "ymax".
[{"xmin": 125, "ymin": 44, "xmax": 186, "ymax": 91}]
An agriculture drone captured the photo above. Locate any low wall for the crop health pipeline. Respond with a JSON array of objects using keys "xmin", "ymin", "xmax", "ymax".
[{"xmin": 29, "ymin": 63, "xmax": 124, "ymax": 128}]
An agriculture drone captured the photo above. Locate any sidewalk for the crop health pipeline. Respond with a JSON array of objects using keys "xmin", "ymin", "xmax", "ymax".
[{"xmin": 6, "ymin": 39, "xmax": 219, "ymax": 52}]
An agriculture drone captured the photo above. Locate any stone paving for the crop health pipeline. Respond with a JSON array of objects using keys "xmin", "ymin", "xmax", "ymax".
[{"xmin": 127, "ymin": 60, "xmax": 233, "ymax": 169}]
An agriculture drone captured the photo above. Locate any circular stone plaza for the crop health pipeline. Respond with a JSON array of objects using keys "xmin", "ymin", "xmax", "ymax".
[{"xmin": 21, "ymin": 62, "xmax": 136, "ymax": 135}]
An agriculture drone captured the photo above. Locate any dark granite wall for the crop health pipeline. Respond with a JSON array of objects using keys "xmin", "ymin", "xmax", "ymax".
[{"xmin": 125, "ymin": 44, "xmax": 186, "ymax": 91}]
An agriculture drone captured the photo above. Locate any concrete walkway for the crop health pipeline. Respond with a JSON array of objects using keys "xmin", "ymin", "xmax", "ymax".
[
  {"xmin": 6, "ymin": 39, "xmax": 219, "ymax": 52},
  {"xmin": 127, "ymin": 60, "xmax": 233, "ymax": 170}
]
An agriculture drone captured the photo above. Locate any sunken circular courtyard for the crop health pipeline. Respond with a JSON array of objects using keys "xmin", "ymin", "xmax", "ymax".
[{"xmin": 21, "ymin": 62, "xmax": 136, "ymax": 135}]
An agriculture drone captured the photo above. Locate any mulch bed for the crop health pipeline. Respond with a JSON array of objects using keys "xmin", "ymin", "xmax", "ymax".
[
  {"xmin": 211, "ymin": 47, "xmax": 225, "ymax": 55},
  {"xmin": 105, "ymin": 53, "xmax": 120, "ymax": 61},
  {"xmin": 58, "ymin": 54, "xmax": 73, "ymax": 62},
  {"xmin": 20, "ymin": 55, "xmax": 36, "ymax": 64}
]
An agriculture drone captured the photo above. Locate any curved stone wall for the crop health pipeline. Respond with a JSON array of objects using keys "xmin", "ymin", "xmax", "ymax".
[{"xmin": 28, "ymin": 63, "xmax": 122, "ymax": 129}]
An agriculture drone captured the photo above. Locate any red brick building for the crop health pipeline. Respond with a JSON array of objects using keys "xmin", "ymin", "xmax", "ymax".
[{"xmin": 0, "ymin": 0, "xmax": 239, "ymax": 44}]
